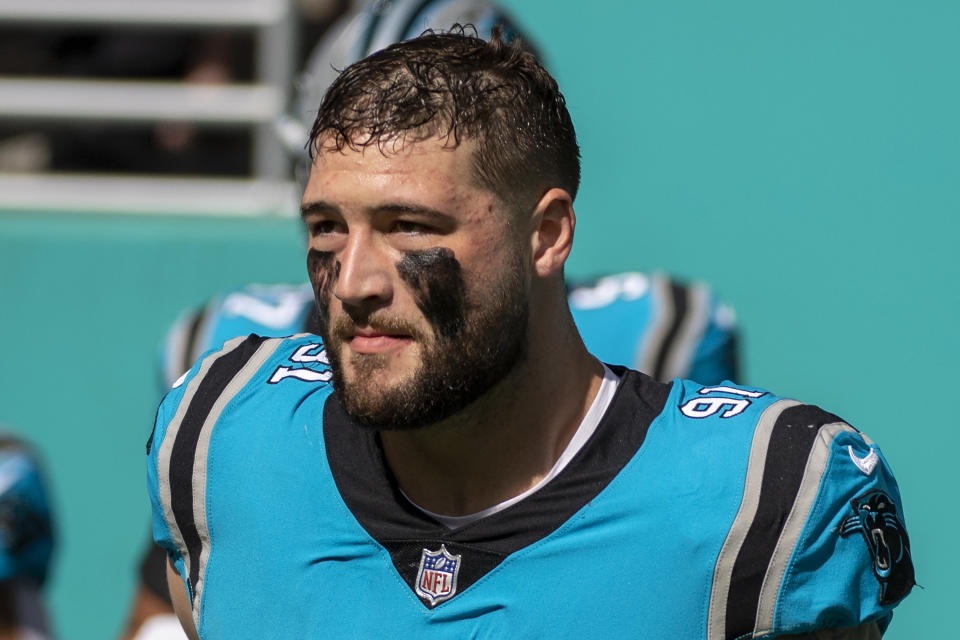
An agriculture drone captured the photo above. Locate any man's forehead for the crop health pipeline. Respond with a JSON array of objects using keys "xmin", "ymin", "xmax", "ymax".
[
  {"xmin": 302, "ymin": 135, "xmax": 496, "ymax": 216},
  {"xmin": 311, "ymin": 132, "xmax": 475, "ymax": 164},
  {"xmin": 306, "ymin": 135, "xmax": 482, "ymax": 190}
]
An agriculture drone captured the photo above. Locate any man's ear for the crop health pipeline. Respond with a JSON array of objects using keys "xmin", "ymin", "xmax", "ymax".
[{"xmin": 529, "ymin": 188, "xmax": 575, "ymax": 278}]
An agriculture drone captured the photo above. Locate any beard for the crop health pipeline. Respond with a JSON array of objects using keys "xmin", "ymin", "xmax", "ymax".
[{"xmin": 315, "ymin": 249, "xmax": 529, "ymax": 431}]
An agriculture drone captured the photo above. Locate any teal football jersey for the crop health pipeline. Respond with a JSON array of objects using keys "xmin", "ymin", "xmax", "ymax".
[{"xmin": 148, "ymin": 335, "xmax": 912, "ymax": 639}]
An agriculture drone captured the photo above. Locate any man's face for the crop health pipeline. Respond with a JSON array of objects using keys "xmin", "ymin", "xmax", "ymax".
[{"xmin": 301, "ymin": 136, "xmax": 529, "ymax": 430}]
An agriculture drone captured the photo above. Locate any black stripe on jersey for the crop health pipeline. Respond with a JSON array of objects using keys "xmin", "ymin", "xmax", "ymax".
[
  {"xmin": 723, "ymin": 404, "xmax": 843, "ymax": 639},
  {"xmin": 146, "ymin": 403, "xmax": 161, "ymax": 456},
  {"xmin": 168, "ymin": 335, "xmax": 269, "ymax": 597},
  {"xmin": 182, "ymin": 305, "xmax": 208, "ymax": 376},
  {"xmin": 725, "ymin": 330, "xmax": 742, "ymax": 384},
  {"xmin": 652, "ymin": 281, "xmax": 688, "ymax": 380},
  {"xmin": 360, "ymin": 6, "xmax": 385, "ymax": 57},
  {"xmin": 324, "ymin": 366, "xmax": 671, "ymax": 608},
  {"xmin": 398, "ymin": 0, "xmax": 443, "ymax": 40}
]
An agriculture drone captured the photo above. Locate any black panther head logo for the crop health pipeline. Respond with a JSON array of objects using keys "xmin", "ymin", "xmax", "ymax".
[{"xmin": 839, "ymin": 489, "xmax": 915, "ymax": 605}]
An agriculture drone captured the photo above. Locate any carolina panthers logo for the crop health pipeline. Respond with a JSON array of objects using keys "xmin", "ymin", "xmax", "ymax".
[{"xmin": 839, "ymin": 489, "xmax": 915, "ymax": 605}]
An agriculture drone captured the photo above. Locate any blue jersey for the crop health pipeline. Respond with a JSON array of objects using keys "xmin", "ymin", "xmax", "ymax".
[
  {"xmin": 0, "ymin": 431, "xmax": 55, "ymax": 585},
  {"xmin": 147, "ymin": 335, "xmax": 913, "ymax": 639},
  {"xmin": 160, "ymin": 273, "xmax": 738, "ymax": 389}
]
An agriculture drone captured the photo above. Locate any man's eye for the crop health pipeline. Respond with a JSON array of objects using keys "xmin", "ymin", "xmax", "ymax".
[
  {"xmin": 392, "ymin": 220, "xmax": 430, "ymax": 234},
  {"xmin": 310, "ymin": 220, "xmax": 341, "ymax": 235}
]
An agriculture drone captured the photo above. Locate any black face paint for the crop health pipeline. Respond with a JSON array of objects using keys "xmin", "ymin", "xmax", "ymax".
[
  {"xmin": 312, "ymin": 243, "xmax": 529, "ymax": 431},
  {"xmin": 306, "ymin": 249, "xmax": 338, "ymax": 330},
  {"xmin": 395, "ymin": 247, "xmax": 466, "ymax": 341}
]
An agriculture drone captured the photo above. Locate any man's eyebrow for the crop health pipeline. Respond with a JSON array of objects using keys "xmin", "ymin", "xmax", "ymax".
[
  {"xmin": 374, "ymin": 203, "xmax": 451, "ymax": 220},
  {"xmin": 300, "ymin": 201, "xmax": 453, "ymax": 221},
  {"xmin": 300, "ymin": 201, "xmax": 337, "ymax": 219}
]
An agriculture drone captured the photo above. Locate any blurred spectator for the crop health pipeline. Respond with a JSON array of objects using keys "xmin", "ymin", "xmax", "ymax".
[
  {"xmin": 0, "ymin": 0, "xmax": 352, "ymax": 176},
  {"xmin": 0, "ymin": 428, "xmax": 56, "ymax": 640}
]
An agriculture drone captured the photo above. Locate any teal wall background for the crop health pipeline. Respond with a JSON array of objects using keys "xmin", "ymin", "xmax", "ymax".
[{"xmin": 0, "ymin": 1, "xmax": 955, "ymax": 637}]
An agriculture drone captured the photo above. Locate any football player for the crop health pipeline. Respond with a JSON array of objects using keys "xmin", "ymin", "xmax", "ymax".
[
  {"xmin": 160, "ymin": 271, "xmax": 737, "ymax": 392},
  {"xmin": 125, "ymin": 1, "xmax": 735, "ymax": 638},
  {"xmin": 150, "ymin": 28, "xmax": 912, "ymax": 639},
  {"xmin": 0, "ymin": 429, "xmax": 55, "ymax": 640}
]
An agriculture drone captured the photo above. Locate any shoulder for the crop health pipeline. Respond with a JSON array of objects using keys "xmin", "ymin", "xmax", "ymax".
[
  {"xmin": 662, "ymin": 380, "xmax": 915, "ymax": 636},
  {"xmin": 150, "ymin": 334, "xmax": 331, "ymax": 464},
  {"xmin": 570, "ymin": 273, "xmax": 739, "ymax": 383},
  {"xmin": 146, "ymin": 334, "xmax": 333, "ymax": 604},
  {"xmin": 298, "ymin": 0, "xmax": 519, "ymax": 126},
  {"xmin": 669, "ymin": 380, "xmax": 906, "ymax": 521},
  {"xmin": 160, "ymin": 282, "xmax": 316, "ymax": 389}
]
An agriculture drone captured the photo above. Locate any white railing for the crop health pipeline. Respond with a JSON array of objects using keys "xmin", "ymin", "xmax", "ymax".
[
  {"xmin": 0, "ymin": 173, "xmax": 300, "ymax": 217},
  {"xmin": 0, "ymin": 0, "xmax": 288, "ymax": 27},
  {"xmin": 0, "ymin": 0, "xmax": 299, "ymax": 214},
  {"xmin": 0, "ymin": 78, "xmax": 282, "ymax": 123}
]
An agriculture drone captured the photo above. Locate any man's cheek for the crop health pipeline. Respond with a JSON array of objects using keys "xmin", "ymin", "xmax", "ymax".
[
  {"xmin": 395, "ymin": 248, "xmax": 466, "ymax": 340},
  {"xmin": 307, "ymin": 249, "xmax": 339, "ymax": 321}
]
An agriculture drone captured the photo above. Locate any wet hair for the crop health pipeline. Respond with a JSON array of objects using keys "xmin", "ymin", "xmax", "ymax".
[{"xmin": 307, "ymin": 25, "xmax": 580, "ymax": 212}]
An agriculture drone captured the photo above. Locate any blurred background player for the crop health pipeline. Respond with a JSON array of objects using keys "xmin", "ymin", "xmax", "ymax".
[
  {"xmin": 162, "ymin": 0, "xmax": 739, "ymax": 391},
  {"xmin": 0, "ymin": 428, "xmax": 56, "ymax": 640},
  {"xmin": 161, "ymin": 272, "xmax": 737, "ymax": 393},
  {"xmin": 120, "ymin": 1, "xmax": 738, "ymax": 638}
]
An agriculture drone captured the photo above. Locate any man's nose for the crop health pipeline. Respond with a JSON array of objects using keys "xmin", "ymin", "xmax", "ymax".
[{"xmin": 333, "ymin": 230, "xmax": 393, "ymax": 308}]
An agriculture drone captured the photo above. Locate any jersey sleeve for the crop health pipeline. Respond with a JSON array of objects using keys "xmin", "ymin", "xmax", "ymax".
[
  {"xmin": 157, "ymin": 283, "xmax": 316, "ymax": 392},
  {"xmin": 146, "ymin": 351, "xmax": 199, "ymax": 595},
  {"xmin": 146, "ymin": 334, "xmax": 262, "ymax": 612},
  {"xmin": 147, "ymin": 333, "xmax": 321, "ymax": 625},
  {"xmin": 702, "ymin": 399, "xmax": 915, "ymax": 639},
  {"xmin": 157, "ymin": 304, "xmax": 206, "ymax": 392},
  {"xmin": 568, "ymin": 272, "xmax": 740, "ymax": 385},
  {"xmin": 685, "ymin": 294, "xmax": 739, "ymax": 386},
  {"xmin": 760, "ymin": 409, "xmax": 914, "ymax": 636}
]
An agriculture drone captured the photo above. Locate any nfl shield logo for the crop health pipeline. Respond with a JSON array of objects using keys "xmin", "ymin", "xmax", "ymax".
[{"xmin": 414, "ymin": 544, "xmax": 461, "ymax": 605}]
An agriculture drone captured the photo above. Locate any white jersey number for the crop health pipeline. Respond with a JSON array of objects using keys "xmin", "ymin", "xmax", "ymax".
[
  {"xmin": 268, "ymin": 343, "xmax": 332, "ymax": 384},
  {"xmin": 680, "ymin": 386, "xmax": 766, "ymax": 419}
]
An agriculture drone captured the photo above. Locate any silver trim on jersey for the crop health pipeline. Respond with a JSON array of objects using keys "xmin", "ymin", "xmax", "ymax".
[
  {"xmin": 662, "ymin": 282, "xmax": 710, "ymax": 381},
  {"xmin": 162, "ymin": 311, "xmax": 192, "ymax": 391},
  {"xmin": 366, "ymin": 0, "xmax": 503, "ymax": 55},
  {"xmin": 164, "ymin": 302, "xmax": 219, "ymax": 389},
  {"xmin": 706, "ymin": 398, "xmax": 800, "ymax": 640},
  {"xmin": 189, "ymin": 301, "xmax": 218, "ymax": 370},
  {"xmin": 635, "ymin": 274, "xmax": 674, "ymax": 377},
  {"xmin": 158, "ymin": 336, "xmax": 284, "ymax": 623},
  {"xmin": 752, "ymin": 421, "xmax": 858, "ymax": 636},
  {"xmin": 157, "ymin": 335, "xmax": 247, "ymax": 616},
  {"xmin": 367, "ymin": 0, "xmax": 428, "ymax": 53},
  {"xmin": 191, "ymin": 337, "xmax": 283, "ymax": 615}
]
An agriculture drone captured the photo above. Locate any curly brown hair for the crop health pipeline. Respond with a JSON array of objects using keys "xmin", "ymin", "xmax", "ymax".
[{"xmin": 307, "ymin": 26, "xmax": 580, "ymax": 213}]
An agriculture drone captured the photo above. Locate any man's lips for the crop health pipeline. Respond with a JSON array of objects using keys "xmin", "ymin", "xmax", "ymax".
[{"xmin": 347, "ymin": 330, "xmax": 414, "ymax": 354}]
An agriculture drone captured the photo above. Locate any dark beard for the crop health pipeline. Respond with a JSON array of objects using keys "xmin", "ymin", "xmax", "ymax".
[{"xmin": 312, "ymin": 247, "xmax": 528, "ymax": 430}]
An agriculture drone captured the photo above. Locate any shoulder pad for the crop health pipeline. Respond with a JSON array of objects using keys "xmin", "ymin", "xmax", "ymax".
[
  {"xmin": 147, "ymin": 333, "xmax": 332, "ymax": 612},
  {"xmin": 570, "ymin": 273, "xmax": 739, "ymax": 384},
  {"xmin": 159, "ymin": 283, "xmax": 316, "ymax": 389},
  {"xmin": 703, "ymin": 396, "xmax": 914, "ymax": 637}
]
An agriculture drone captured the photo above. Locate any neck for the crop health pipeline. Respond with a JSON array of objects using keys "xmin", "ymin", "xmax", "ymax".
[{"xmin": 380, "ymin": 305, "xmax": 604, "ymax": 517}]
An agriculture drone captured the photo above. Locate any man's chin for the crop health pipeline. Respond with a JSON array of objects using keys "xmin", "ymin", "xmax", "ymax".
[
  {"xmin": 330, "ymin": 365, "xmax": 422, "ymax": 430},
  {"xmin": 343, "ymin": 353, "xmax": 418, "ymax": 389},
  {"xmin": 333, "ymin": 386, "xmax": 430, "ymax": 431}
]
